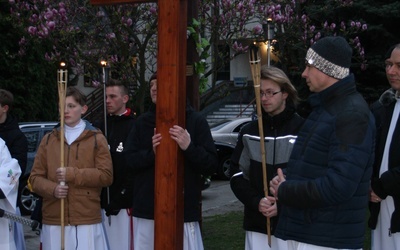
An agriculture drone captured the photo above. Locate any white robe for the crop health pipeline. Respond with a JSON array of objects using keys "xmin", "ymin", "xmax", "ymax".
[
  {"xmin": 102, "ymin": 209, "xmax": 133, "ymax": 250},
  {"xmin": 133, "ymin": 217, "xmax": 204, "ymax": 250},
  {"xmin": 245, "ymin": 231, "xmax": 287, "ymax": 250},
  {"xmin": 0, "ymin": 139, "xmax": 21, "ymax": 250},
  {"xmin": 41, "ymin": 223, "xmax": 109, "ymax": 250}
]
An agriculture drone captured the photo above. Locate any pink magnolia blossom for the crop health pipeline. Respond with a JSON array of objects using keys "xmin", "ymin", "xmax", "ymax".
[
  {"xmin": 44, "ymin": 9, "xmax": 54, "ymax": 20},
  {"xmin": 362, "ymin": 24, "xmax": 367, "ymax": 30},
  {"xmin": 252, "ymin": 25, "xmax": 262, "ymax": 35},
  {"xmin": 46, "ymin": 21, "xmax": 56, "ymax": 30},
  {"xmin": 28, "ymin": 26, "xmax": 37, "ymax": 35}
]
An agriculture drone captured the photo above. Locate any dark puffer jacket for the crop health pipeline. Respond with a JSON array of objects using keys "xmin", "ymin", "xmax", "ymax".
[
  {"xmin": 369, "ymin": 88, "xmax": 400, "ymax": 234},
  {"xmin": 230, "ymin": 106, "xmax": 304, "ymax": 235},
  {"xmin": 275, "ymin": 74, "xmax": 376, "ymax": 249}
]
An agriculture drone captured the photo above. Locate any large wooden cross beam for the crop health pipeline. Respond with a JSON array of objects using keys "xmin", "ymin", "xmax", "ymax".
[{"xmin": 91, "ymin": 0, "xmax": 187, "ymax": 249}]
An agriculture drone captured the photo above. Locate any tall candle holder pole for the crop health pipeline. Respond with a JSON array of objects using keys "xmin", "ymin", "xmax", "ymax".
[
  {"xmin": 100, "ymin": 60, "xmax": 111, "ymax": 225},
  {"xmin": 57, "ymin": 61, "xmax": 68, "ymax": 250},
  {"xmin": 248, "ymin": 46, "xmax": 271, "ymax": 247}
]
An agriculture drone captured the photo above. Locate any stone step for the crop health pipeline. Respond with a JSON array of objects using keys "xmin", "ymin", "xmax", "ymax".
[
  {"xmin": 212, "ymin": 110, "xmax": 253, "ymax": 114},
  {"xmin": 217, "ymin": 107, "xmax": 253, "ymax": 111},
  {"xmin": 206, "ymin": 102, "xmax": 254, "ymax": 126},
  {"xmin": 207, "ymin": 113, "xmax": 253, "ymax": 118}
]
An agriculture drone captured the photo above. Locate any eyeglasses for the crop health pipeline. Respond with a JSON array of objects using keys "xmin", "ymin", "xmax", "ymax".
[{"xmin": 260, "ymin": 90, "xmax": 282, "ymax": 98}]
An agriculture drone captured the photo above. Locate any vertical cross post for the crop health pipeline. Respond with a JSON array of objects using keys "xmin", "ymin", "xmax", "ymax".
[{"xmin": 154, "ymin": 0, "xmax": 187, "ymax": 248}]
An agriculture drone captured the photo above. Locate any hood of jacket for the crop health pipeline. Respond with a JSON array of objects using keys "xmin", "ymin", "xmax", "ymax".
[{"xmin": 0, "ymin": 114, "xmax": 20, "ymax": 132}]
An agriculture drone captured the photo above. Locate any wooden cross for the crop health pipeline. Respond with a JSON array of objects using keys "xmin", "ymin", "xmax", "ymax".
[{"xmin": 91, "ymin": 0, "xmax": 187, "ymax": 249}]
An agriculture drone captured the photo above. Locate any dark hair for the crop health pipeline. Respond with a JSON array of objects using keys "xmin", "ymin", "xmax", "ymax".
[
  {"xmin": 107, "ymin": 79, "xmax": 129, "ymax": 96},
  {"xmin": 66, "ymin": 87, "xmax": 87, "ymax": 106},
  {"xmin": 149, "ymin": 72, "xmax": 157, "ymax": 83},
  {"xmin": 385, "ymin": 43, "xmax": 400, "ymax": 59},
  {"xmin": 0, "ymin": 89, "xmax": 14, "ymax": 110},
  {"xmin": 260, "ymin": 65, "xmax": 300, "ymax": 106}
]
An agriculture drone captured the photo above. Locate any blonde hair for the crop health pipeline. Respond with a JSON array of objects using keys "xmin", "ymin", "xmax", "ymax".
[{"xmin": 260, "ymin": 65, "xmax": 300, "ymax": 106}]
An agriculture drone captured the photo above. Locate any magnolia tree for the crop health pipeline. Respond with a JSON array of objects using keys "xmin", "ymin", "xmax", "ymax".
[
  {"xmin": 9, "ymin": 0, "xmax": 158, "ymax": 113},
  {"xmin": 9, "ymin": 0, "xmax": 367, "ymax": 113}
]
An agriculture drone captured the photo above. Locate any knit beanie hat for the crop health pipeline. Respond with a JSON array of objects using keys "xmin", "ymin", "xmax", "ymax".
[{"xmin": 305, "ymin": 36, "xmax": 352, "ymax": 79}]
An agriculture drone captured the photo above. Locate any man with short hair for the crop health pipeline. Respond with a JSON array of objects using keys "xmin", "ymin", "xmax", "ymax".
[
  {"xmin": 270, "ymin": 36, "xmax": 376, "ymax": 249},
  {"xmin": 100, "ymin": 80, "xmax": 136, "ymax": 250},
  {"xmin": 0, "ymin": 89, "xmax": 28, "ymax": 250},
  {"xmin": 369, "ymin": 43, "xmax": 400, "ymax": 250}
]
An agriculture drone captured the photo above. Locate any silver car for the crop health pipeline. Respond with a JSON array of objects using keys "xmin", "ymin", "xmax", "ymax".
[{"xmin": 210, "ymin": 117, "xmax": 252, "ymax": 180}]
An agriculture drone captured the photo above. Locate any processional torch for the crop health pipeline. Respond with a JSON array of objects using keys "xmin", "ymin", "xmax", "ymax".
[
  {"xmin": 57, "ymin": 61, "xmax": 68, "ymax": 250},
  {"xmin": 248, "ymin": 45, "xmax": 271, "ymax": 247},
  {"xmin": 100, "ymin": 60, "xmax": 111, "ymax": 226}
]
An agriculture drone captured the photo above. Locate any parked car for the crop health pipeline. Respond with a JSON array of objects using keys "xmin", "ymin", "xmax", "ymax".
[
  {"xmin": 210, "ymin": 117, "xmax": 252, "ymax": 180},
  {"xmin": 18, "ymin": 122, "xmax": 57, "ymax": 215}
]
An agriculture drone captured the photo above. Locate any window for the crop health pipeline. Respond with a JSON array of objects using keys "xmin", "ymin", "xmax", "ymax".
[
  {"xmin": 24, "ymin": 131, "xmax": 40, "ymax": 153},
  {"xmin": 216, "ymin": 44, "xmax": 230, "ymax": 81}
]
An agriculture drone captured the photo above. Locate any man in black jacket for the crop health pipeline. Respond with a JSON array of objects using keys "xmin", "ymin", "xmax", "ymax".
[
  {"xmin": 0, "ymin": 89, "xmax": 28, "ymax": 250},
  {"xmin": 369, "ymin": 43, "xmax": 400, "ymax": 249},
  {"xmin": 229, "ymin": 66, "xmax": 304, "ymax": 249},
  {"xmin": 124, "ymin": 73, "xmax": 218, "ymax": 249},
  {"xmin": 99, "ymin": 80, "xmax": 136, "ymax": 250}
]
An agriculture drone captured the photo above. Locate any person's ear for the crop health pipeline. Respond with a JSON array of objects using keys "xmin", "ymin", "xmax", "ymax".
[
  {"xmin": 81, "ymin": 105, "xmax": 88, "ymax": 114},
  {"xmin": 122, "ymin": 94, "xmax": 129, "ymax": 104},
  {"xmin": 282, "ymin": 92, "xmax": 289, "ymax": 100},
  {"xmin": 2, "ymin": 104, "xmax": 9, "ymax": 113}
]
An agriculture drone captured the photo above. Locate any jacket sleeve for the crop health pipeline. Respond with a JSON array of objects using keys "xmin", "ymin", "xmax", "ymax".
[
  {"xmin": 231, "ymin": 172, "xmax": 263, "ymax": 211},
  {"xmin": 29, "ymin": 135, "xmax": 59, "ymax": 199},
  {"xmin": 372, "ymin": 166, "xmax": 400, "ymax": 198},
  {"xmin": 228, "ymin": 131, "xmax": 244, "ymax": 178},
  {"xmin": 183, "ymin": 114, "xmax": 218, "ymax": 176},
  {"xmin": 123, "ymin": 121, "xmax": 156, "ymax": 174}
]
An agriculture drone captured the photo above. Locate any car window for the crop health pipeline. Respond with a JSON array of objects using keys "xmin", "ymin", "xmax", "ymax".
[
  {"xmin": 24, "ymin": 130, "xmax": 40, "ymax": 153},
  {"xmin": 232, "ymin": 121, "xmax": 250, "ymax": 133},
  {"xmin": 210, "ymin": 120, "xmax": 232, "ymax": 131}
]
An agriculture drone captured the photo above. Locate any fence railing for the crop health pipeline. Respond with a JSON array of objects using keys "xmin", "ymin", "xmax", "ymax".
[{"xmin": 83, "ymin": 87, "xmax": 104, "ymax": 124}]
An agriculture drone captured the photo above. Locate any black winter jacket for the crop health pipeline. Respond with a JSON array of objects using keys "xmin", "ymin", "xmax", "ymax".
[
  {"xmin": 230, "ymin": 106, "xmax": 304, "ymax": 235},
  {"xmin": 275, "ymin": 75, "xmax": 376, "ymax": 249},
  {"xmin": 369, "ymin": 88, "xmax": 400, "ymax": 234},
  {"xmin": 100, "ymin": 109, "xmax": 136, "ymax": 209},
  {"xmin": 0, "ymin": 114, "xmax": 27, "ymax": 176},
  {"xmin": 125, "ymin": 104, "xmax": 218, "ymax": 222}
]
